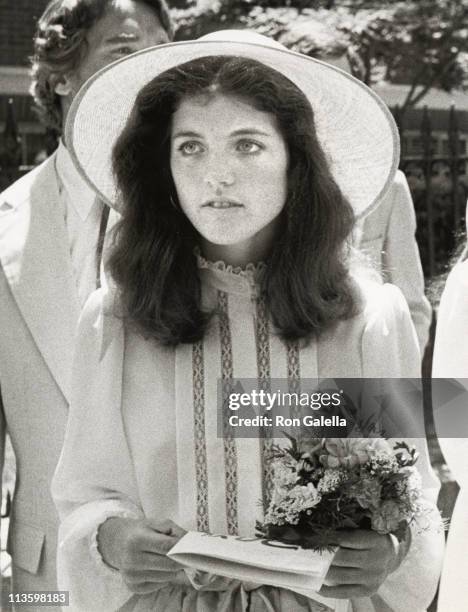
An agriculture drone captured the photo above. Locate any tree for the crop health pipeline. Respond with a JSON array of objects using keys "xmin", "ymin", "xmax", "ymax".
[
  {"xmin": 173, "ymin": 0, "xmax": 468, "ymax": 114},
  {"xmin": 335, "ymin": 0, "xmax": 468, "ymax": 113}
]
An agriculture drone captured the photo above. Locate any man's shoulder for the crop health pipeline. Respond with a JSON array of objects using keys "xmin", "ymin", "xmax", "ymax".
[
  {"xmin": 0, "ymin": 155, "xmax": 59, "ymax": 275},
  {"xmin": 0, "ymin": 155, "xmax": 57, "ymax": 211},
  {"xmin": 360, "ymin": 170, "xmax": 413, "ymax": 231},
  {"xmin": 379, "ymin": 169, "xmax": 413, "ymax": 213}
]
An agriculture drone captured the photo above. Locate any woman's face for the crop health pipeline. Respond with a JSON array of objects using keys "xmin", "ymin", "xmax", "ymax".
[{"xmin": 170, "ymin": 93, "xmax": 289, "ymax": 262}]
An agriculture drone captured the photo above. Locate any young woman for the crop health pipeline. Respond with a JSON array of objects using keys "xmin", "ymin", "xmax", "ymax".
[
  {"xmin": 53, "ymin": 31, "xmax": 443, "ymax": 612},
  {"xmin": 432, "ymin": 207, "xmax": 468, "ymax": 612}
]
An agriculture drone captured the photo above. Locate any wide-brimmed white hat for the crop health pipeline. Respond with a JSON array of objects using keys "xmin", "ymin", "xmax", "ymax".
[{"xmin": 65, "ymin": 29, "xmax": 399, "ymax": 218}]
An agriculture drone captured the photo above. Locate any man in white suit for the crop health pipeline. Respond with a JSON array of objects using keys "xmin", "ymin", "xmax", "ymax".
[
  {"xmin": 0, "ymin": 0, "xmax": 173, "ymax": 602},
  {"xmin": 355, "ymin": 170, "xmax": 432, "ymax": 354},
  {"xmin": 321, "ymin": 54, "xmax": 431, "ymax": 355}
]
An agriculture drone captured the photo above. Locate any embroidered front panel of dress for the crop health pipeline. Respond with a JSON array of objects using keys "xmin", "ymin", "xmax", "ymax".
[
  {"xmin": 217, "ymin": 290, "xmax": 240, "ymax": 536},
  {"xmin": 254, "ymin": 293, "xmax": 274, "ymax": 511},
  {"xmin": 287, "ymin": 340, "xmax": 302, "ymax": 422},
  {"xmin": 287, "ymin": 339, "xmax": 323, "ymax": 439},
  {"xmin": 192, "ymin": 340, "xmax": 210, "ymax": 532}
]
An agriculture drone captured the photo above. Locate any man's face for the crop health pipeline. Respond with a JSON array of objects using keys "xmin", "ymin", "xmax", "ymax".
[{"xmin": 57, "ymin": 0, "xmax": 169, "ymax": 121}]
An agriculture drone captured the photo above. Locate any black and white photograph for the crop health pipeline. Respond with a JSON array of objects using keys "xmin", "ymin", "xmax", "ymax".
[{"xmin": 0, "ymin": 1, "xmax": 467, "ymax": 611}]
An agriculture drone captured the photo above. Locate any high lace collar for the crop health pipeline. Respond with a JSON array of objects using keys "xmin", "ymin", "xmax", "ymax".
[{"xmin": 195, "ymin": 249, "xmax": 267, "ymax": 297}]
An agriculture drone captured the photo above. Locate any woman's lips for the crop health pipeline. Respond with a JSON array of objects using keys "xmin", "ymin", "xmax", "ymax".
[{"xmin": 202, "ymin": 200, "xmax": 243, "ymax": 209}]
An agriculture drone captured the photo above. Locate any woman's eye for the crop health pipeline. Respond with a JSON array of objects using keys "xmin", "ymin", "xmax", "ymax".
[
  {"xmin": 179, "ymin": 141, "xmax": 204, "ymax": 156},
  {"xmin": 236, "ymin": 140, "xmax": 262, "ymax": 154}
]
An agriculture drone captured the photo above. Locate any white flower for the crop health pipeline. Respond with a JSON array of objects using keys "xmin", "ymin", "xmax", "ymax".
[
  {"xmin": 395, "ymin": 466, "xmax": 422, "ymax": 505},
  {"xmin": 289, "ymin": 482, "xmax": 322, "ymax": 511},
  {"xmin": 372, "ymin": 500, "xmax": 403, "ymax": 534},
  {"xmin": 272, "ymin": 460, "xmax": 299, "ymax": 489},
  {"xmin": 320, "ymin": 439, "xmax": 373, "ymax": 469},
  {"xmin": 368, "ymin": 452, "xmax": 399, "ymax": 475},
  {"xmin": 367, "ymin": 438, "xmax": 393, "ymax": 455},
  {"xmin": 317, "ymin": 468, "xmax": 347, "ymax": 494},
  {"xmin": 265, "ymin": 482, "xmax": 322, "ymax": 526}
]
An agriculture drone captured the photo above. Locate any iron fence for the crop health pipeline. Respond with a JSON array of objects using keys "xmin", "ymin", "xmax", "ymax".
[{"xmin": 394, "ymin": 104, "xmax": 468, "ymax": 278}]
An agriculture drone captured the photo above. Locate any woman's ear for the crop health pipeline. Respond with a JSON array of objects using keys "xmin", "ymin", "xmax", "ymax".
[{"xmin": 54, "ymin": 75, "xmax": 73, "ymax": 96}]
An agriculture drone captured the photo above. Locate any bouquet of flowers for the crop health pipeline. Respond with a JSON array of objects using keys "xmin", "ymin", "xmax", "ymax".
[{"xmin": 258, "ymin": 436, "xmax": 427, "ymax": 551}]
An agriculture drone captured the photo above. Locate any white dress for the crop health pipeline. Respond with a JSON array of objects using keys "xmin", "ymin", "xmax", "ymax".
[
  {"xmin": 52, "ymin": 259, "xmax": 444, "ymax": 612},
  {"xmin": 432, "ymin": 259, "xmax": 468, "ymax": 612}
]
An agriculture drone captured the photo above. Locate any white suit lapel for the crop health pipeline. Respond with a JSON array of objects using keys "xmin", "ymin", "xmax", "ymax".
[{"xmin": 0, "ymin": 155, "xmax": 80, "ymax": 402}]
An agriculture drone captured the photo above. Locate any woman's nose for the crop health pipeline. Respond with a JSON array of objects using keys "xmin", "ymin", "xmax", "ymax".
[{"xmin": 204, "ymin": 169, "xmax": 235, "ymax": 191}]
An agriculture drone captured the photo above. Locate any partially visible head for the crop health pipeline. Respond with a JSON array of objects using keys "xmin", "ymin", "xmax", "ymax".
[
  {"xmin": 109, "ymin": 55, "xmax": 356, "ymax": 345},
  {"xmin": 31, "ymin": 0, "xmax": 174, "ymax": 135}
]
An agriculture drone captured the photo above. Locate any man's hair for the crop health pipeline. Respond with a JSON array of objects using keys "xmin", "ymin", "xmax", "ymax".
[
  {"xmin": 109, "ymin": 55, "xmax": 357, "ymax": 346},
  {"xmin": 31, "ymin": 0, "xmax": 174, "ymax": 134}
]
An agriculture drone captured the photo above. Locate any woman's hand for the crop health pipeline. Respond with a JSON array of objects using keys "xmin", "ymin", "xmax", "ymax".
[
  {"xmin": 319, "ymin": 529, "xmax": 399, "ymax": 599},
  {"xmin": 97, "ymin": 517, "xmax": 188, "ymax": 594}
]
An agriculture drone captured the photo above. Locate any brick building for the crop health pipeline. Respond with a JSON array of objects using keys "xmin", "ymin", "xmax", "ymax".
[{"xmin": 0, "ymin": 1, "xmax": 50, "ymax": 167}]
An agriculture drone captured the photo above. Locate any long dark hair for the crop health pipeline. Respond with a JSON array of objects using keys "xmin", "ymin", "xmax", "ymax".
[{"xmin": 109, "ymin": 55, "xmax": 357, "ymax": 345}]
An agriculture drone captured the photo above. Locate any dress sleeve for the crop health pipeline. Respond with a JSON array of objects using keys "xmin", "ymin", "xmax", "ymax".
[
  {"xmin": 52, "ymin": 288, "xmax": 143, "ymax": 612},
  {"xmin": 355, "ymin": 171, "xmax": 432, "ymax": 354},
  {"xmin": 433, "ymin": 261, "xmax": 468, "ymax": 379},
  {"xmin": 360, "ymin": 283, "xmax": 420, "ymax": 378},
  {"xmin": 432, "ymin": 261, "xmax": 468, "ymax": 484},
  {"xmin": 358, "ymin": 283, "xmax": 444, "ymax": 611},
  {"xmin": 381, "ymin": 172, "xmax": 432, "ymax": 353},
  {"xmin": 432, "ymin": 261, "xmax": 468, "ymax": 612}
]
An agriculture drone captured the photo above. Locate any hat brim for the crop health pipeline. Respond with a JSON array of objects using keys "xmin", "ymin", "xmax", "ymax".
[{"xmin": 65, "ymin": 39, "xmax": 399, "ymax": 218}]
